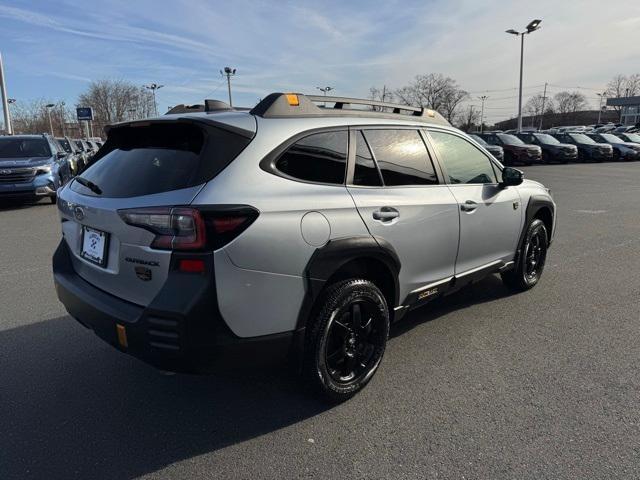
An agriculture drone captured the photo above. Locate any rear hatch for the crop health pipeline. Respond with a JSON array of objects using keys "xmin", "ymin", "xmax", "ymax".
[{"xmin": 57, "ymin": 116, "xmax": 255, "ymax": 306}]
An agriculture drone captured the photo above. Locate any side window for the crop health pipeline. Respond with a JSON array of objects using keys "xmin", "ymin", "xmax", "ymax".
[
  {"xmin": 429, "ymin": 131, "xmax": 498, "ymax": 185},
  {"xmin": 363, "ymin": 129, "xmax": 437, "ymax": 186},
  {"xmin": 353, "ymin": 131, "xmax": 382, "ymax": 186},
  {"xmin": 275, "ymin": 131, "xmax": 347, "ymax": 185},
  {"xmin": 485, "ymin": 135, "xmax": 499, "ymax": 146}
]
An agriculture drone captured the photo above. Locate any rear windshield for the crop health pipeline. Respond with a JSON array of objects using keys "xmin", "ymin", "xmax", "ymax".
[
  {"xmin": 71, "ymin": 122, "xmax": 251, "ymax": 198},
  {"xmin": 0, "ymin": 138, "xmax": 51, "ymax": 158}
]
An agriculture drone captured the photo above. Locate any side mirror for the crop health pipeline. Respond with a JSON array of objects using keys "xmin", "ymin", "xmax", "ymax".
[{"xmin": 500, "ymin": 167, "xmax": 524, "ymax": 187}]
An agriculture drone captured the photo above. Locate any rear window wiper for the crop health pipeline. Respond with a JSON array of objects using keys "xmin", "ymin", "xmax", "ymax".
[{"xmin": 74, "ymin": 176, "xmax": 102, "ymax": 195}]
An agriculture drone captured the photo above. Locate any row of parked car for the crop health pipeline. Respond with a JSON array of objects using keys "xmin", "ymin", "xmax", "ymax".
[
  {"xmin": 470, "ymin": 127, "xmax": 640, "ymax": 165},
  {"xmin": 0, "ymin": 133, "xmax": 103, "ymax": 204}
]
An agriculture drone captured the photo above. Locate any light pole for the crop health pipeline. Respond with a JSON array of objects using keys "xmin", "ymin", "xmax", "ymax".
[
  {"xmin": 45, "ymin": 103, "xmax": 55, "ymax": 136},
  {"xmin": 0, "ymin": 51, "xmax": 13, "ymax": 135},
  {"xmin": 59, "ymin": 101, "xmax": 66, "ymax": 137},
  {"xmin": 596, "ymin": 92, "xmax": 606, "ymax": 124},
  {"xmin": 478, "ymin": 95, "xmax": 488, "ymax": 132},
  {"xmin": 316, "ymin": 86, "xmax": 334, "ymax": 107},
  {"xmin": 143, "ymin": 83, "xmax": 164, "ymax": 116},
  {"xmin": 220, "ymin": 67, "xmax": 236, "ymax": 107},
  {"xmin": 506, "ymin": 19, "xmax": 542, "ymax": 133}
]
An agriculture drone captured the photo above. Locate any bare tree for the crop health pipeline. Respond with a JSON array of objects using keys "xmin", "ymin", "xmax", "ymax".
[
  {"xmin": 369, "ymin": 86, "xmax": 394, "ymax": 111},
  {"xmin": 394, "ymin": 73, "xmax": 468, "ymax": 122},
  {"xmin": 457, "ymin": 105, "xmax": 480, "ymax": 131},
  {"xmin": 605, "ymin": 73, "xmax": 640, "ymax": 118},
  {"xmin": 554, "ymin": 91, "xmax": 588, "ymax": 115},
  {"xmin": 77, "ymin": 79, "xmax": 155, "ymax": 132}
]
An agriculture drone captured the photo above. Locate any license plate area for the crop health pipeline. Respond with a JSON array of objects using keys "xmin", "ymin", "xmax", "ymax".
[{"xmin": 80, "ymin": 226, "xmax": 109, "ymax": 267}]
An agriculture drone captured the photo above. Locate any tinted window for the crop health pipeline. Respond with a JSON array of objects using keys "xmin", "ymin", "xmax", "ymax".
[
  {"xmin": 0, "ymin": 138, "xmax": 51, "ymax": 158},
  {"xmin": 364, "ymin": 129, "xmax": 437, "ymax": 186},
  {"xmin": 497, "ymin": 133, "xmax": 525, "ymax": 146},
  {"xmin": 276, "ymin": 131, "xmax": 347, "ymax": 185},
  {"xmin": 71, "ymin": 123, "xmax": 250, "ymax": 198},
  {"xmin": 430, "ymin": 131, "xmax": 497, "ymax": 184},
  {"xmin": 353, "ymin": 131, "xmax": 382, "ymax": 186},
  {"xmin": 533, "ymin": 133, "xmax": 560, "ymax": 145}
]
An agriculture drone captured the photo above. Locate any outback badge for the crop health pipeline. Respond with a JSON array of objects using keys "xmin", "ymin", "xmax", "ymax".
[{"xmin": 134, "ymin": 266, "xmax": 152, "ymax": 281}]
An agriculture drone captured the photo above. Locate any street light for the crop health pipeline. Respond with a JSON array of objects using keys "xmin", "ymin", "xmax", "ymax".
[
  {"xmin": 220, "ymin": 67, "xmax": 236, "ymax": 107},
  {"xmin": 596, "ymin": 92, "xmax": 607, "ymax": 124},
  {"xmin": 506, "ymin": 19, "xmax": 542, "ymax": 132},
  {"xmin": 316, "ymin": 86, "xmax": 334, "ymax": 96},
  {"xmin": 143, "ymin": 83, "xmax": 164, "ymax": 116},
  {"xmin": 45, "ymin": 103, "xmax": 55, "ymax": 136}
]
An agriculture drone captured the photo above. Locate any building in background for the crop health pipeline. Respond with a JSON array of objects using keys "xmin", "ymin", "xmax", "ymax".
[{"xmin": 607, "ymin": 96, "xmax": 640, "ymax": 125}]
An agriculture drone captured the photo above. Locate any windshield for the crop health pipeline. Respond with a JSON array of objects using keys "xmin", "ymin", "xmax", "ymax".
[
  {"xmin": 469, "ymin": 135, "xmax": 488, "ymax": 146},
  {"xmin": 569, "ymin": 134, "xmax": 596, "ymax": 145},
  {"xmin": 600, "ymin": 134, "xmax": 623, "ymax": 144},
  {"xmin": 533, "ymin": 133, "xmax": 560, "ymax": 145},
  {"xmin": 497, "ymin": 133, "xmax": 525, "ymax": 146},
  {"xmin": 0, "ymin": 138, "xmax": 52, "ymax": 158},
  {"xmin": 75, "ymin": 141, "xmax": 85, "ymax": 151},
  {"xmin": 623, "ymin": 133, "xmax": 640, "ymax": 143}
]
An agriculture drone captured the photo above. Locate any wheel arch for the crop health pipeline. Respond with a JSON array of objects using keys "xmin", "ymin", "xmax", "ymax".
[
  {"xmin": 517, "ymin": 195, "xmax": 555, "ymax": 257},
  {"xmin": 296, "ymin": 236, "xmax": 400, "ymax": 332}
]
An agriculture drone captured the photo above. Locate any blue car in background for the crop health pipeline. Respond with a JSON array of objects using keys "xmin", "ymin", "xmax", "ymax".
[{"xmin": 0, "ymin": 134, "xmax": 73, "ymax": 204}]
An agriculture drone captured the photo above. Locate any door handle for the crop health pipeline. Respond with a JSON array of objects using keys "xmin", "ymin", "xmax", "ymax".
[
  {"xmin": 373, "ymin": 207, "xmax": 399, "ymax": 222},
  {"xmin": 460, "ymin": 200, "xmax": 478, "ymax": 212}
]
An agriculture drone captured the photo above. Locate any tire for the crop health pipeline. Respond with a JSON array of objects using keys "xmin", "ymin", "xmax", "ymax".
[
  {"xmin": 303, "ymin": 279, "xmax": 390, "ymax": 402},
  {"xmin": 501, "ymin": 218, "xmax": 548, "ymax": 291},
  {"xmin": 50, "ymin": 194, "xmax": 57, "ymax": 205}
]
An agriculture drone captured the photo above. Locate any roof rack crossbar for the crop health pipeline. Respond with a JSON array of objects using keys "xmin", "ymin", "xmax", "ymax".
[{"xmin": 306, "ymin": 95, "xmax": 424, "ymax": 116}]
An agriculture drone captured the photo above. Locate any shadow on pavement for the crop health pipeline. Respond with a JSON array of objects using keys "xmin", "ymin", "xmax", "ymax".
[
  {"xmin": 0, "ymin": 198, "xmax": 51, "ymax": 212},
  {"xmin": 1, "ymin": 275, "xmax": 515, "ymax": 479},
  {"xmin": 0, "ymin": 317, "xmax": 330, "ymax": 479}
]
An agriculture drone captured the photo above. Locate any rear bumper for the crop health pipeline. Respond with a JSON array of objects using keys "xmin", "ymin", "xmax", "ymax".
[{"xmin": 53, "ymin": 240, "xmax": 302, "ymax": 373}]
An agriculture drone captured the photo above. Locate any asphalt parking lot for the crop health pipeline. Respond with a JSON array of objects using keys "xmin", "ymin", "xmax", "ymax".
[{"xmin": 1, "ymin": 163, "xmax": 639, "ymax": 479}]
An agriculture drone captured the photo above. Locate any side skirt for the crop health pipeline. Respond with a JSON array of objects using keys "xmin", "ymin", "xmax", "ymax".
[{"xmin": 394, "ymin": 259, "xmax": 515, "ymax": 321}]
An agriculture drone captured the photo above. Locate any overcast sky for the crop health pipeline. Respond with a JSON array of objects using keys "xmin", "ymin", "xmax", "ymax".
[{"xmin": 1, "ymin": 0, "xmax": 639, "ymax": 123}]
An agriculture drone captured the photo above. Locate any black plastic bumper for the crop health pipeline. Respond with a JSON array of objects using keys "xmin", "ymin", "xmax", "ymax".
[{"xmin": 53, "ymin": 240, "xmax": 301, "ymax": 373}]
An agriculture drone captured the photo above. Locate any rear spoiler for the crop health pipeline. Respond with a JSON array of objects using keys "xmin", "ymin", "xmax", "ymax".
[{"xmin": 103, "ymin": 116, "xmax": 255, "ymax": 139}]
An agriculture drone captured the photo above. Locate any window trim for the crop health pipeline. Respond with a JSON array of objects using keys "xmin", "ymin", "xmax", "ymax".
[
  {"xmin": 424, "ymin": 127, "xmax": 502, "ymax": 187},
  {"xmin": 345, "ymin": 125, "xmax": 443, "ymax": 188},
  {"xmin": 259, "ymin": 126, "xmax": 349, "ymax": 187}
]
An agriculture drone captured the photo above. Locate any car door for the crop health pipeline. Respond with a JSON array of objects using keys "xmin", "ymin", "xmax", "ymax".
[
  {"xmin": 346, "ymin": 128, "xmax": 459, "ymax": 302},
  {"xmin": 427, "ymin": 129, "xmax": 522, "ymax": 275}
]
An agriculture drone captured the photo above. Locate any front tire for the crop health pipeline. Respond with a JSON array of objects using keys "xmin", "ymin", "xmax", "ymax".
[
  {"xmin": 502, "ymin": 218, "xmax": 548, "ymax": 291},
  {"xmin": 303, "ymin": 279, "xmax": 389, "ymax": 402}
]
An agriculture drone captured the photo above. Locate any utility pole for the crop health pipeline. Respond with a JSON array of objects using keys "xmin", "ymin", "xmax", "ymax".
[
  {"xmin": 220, "ymin": 67, "xmax": 237, "ymax": 107},
  {"xmin": 539, "ymin": 82, "xmax": 548, "ymax": 130},
  {"xmin": 478, "ymin": 95, "xmax": 488, "ymax": 133},
  {"xmin": 596, "ymin": 92, "xmax": 606, "ymax": 124},
  {"xmin": 0, "ymin": 51, "xmax": 13, "ymax": 135},
  {"xmin": 143, "ymin": 83, "xmax": 164, "ymax": 116},
  {"xmin": 506, "ymin": 19, "xmax": 542, "ymax": 133}
]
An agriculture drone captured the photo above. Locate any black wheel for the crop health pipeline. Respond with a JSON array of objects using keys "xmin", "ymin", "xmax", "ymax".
[
  {"xmin": 303, "ymin": 279, "xmax": 389, "ymax": 402},
  {"xmin": 502, "ymin": 218, "xmax": 548, "ymax": 291},
  {"xmin": 49, "ymin": 194, "xmax": 57, "ymax": 204}
]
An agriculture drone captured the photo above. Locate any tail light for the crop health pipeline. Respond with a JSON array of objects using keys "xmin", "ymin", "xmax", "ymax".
[{"xmin": 118, "ymin": 206, "xmax": 258, "ymax": 251}]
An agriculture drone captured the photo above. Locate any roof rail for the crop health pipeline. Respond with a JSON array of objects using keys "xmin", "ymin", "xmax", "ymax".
[{"xmin": 250, "ymin": 92, "xmax": 450, "ymax": 126}]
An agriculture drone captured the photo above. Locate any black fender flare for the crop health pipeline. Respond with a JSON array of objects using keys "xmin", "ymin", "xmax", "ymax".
[
  {"xmin": 295, "ymin": 236, "xmax": 401, "ymax": 331},
  {"xmin": 517, "ymin": 195, "xmax": 555, "ymax": 258}
]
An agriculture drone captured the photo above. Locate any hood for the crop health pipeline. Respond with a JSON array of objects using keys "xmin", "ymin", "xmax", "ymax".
[
  {"xmin": 521, "ymin": 178, "xmax": 545, "ymax": 189},
  {"xmin": 0, "ymin": 156, "xmax": 54, "ymax": 167}
]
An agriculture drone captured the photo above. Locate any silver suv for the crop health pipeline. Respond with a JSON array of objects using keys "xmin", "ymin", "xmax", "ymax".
[{"xmin": 53, "ymin": 93, "xmax": 555, "ymax": 401}]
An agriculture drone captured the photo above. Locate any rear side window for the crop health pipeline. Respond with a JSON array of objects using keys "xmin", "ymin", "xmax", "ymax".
[
  {"xmin": 71, "ymin": 122, "xmax": 251, "ymax": 198},
  {"xmin": 363, "ymin": 129, "xmax": 437, "ymax": 186},
  {"xmin": 275, "ymin": 131, "xmax": 347, "ymax": 185},
  {"xmin": 353, "ymin": 131, "xmax": 382, "ymax": 186}
]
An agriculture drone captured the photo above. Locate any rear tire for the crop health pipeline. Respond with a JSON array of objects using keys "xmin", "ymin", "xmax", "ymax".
[
  {"xmin": 502, "ymin": 218, "xmax": 548, "ymax": 291},
  {"xmin": 303, "ymin": 279, "xmax": 389, "ymax": 402}
]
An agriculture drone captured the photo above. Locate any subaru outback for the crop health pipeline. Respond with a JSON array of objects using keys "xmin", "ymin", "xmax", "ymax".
[{"xmin": 53, "ymin": 93, "xmax": 555, "ymax": 401}]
